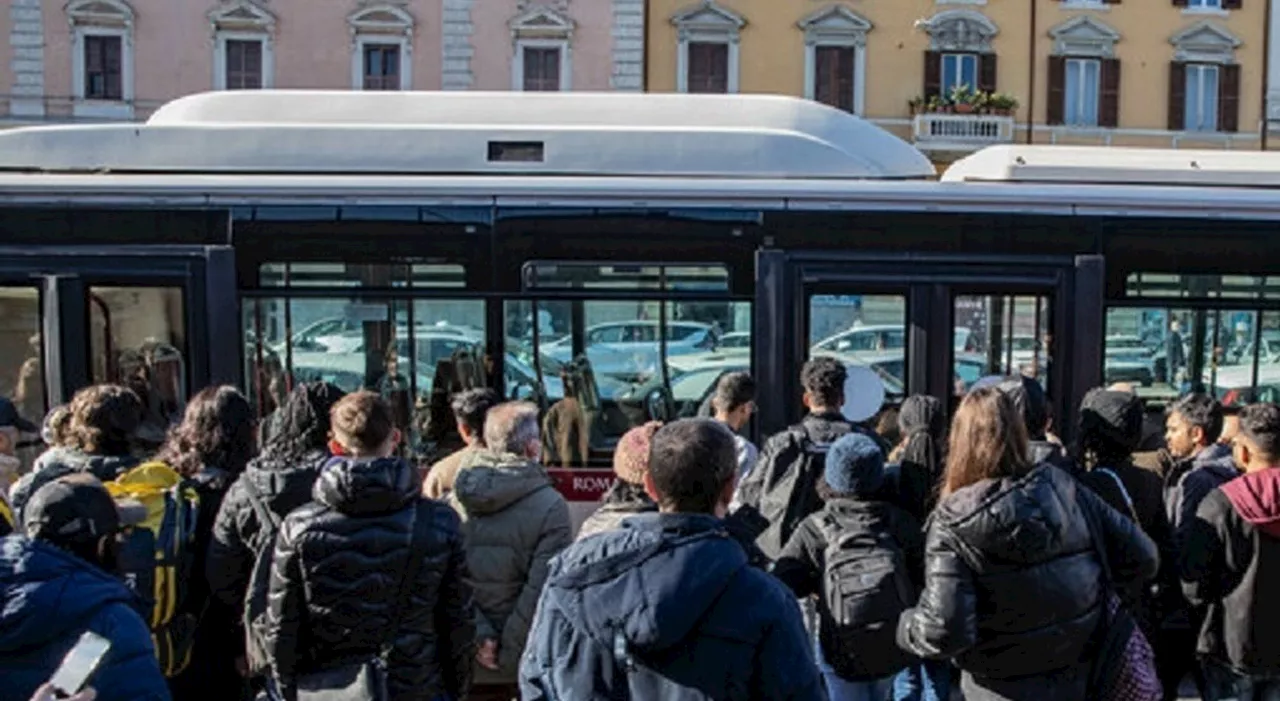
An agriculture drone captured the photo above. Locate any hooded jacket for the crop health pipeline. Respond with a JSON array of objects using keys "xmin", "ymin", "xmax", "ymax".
[
  {"xmin": 575, "ymin": 480, "xmax": 657, "ymax": 542},
  {"xmin": 0, "ymin": 535, "xmax": 170, "ymax": 701},
  {"xmin": 1165, "ymin": 443, "xmax": 1239, "ymax": 544},
  {"xmin": 1181, "ymin": 468, "xmax": 1280, "ymax": 675},
  {"xmin": 448, "ymin": 449, "xmax": 572, "ymax": 684},
  {"xmin": 206, "ymin": 449, "xmax": 330, "ymax": 621},
  {"xmin": 10, "ymin": 448, "xmax": 139, "ymax": 520},
  {"xmin": 519, "ymin": 513, "xmax": 825, "ymax": 701},
  {"xmin": 897, "ymin": 465, "xmax": 1159, "ymax": 701},
  {"xmin": 265, "ymin": 457, "xmax": 475, "ymax": 701}
]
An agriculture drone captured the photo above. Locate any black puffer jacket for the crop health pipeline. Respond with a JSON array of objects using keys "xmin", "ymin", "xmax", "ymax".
[
  {"xmin": 206, "ymin": 449, "xmax": 329, "ymax": 620},
  {"xmin": 265, "ymin": 456, "xmax": 475, "ymax": 701},
  {"xmin": 898, "ymin": 464, "xmax": 1159, "ymax": 701}
]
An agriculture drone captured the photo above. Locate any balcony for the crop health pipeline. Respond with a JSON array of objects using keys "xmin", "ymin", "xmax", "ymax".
[{"xmin": 911, "ymin": 113, "xmax": 1016, "ymax": 154}]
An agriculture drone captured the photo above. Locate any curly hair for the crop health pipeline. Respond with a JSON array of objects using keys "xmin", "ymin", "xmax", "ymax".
[
  {"xmin": 260, "ymin": 381, "xmax": 346, "ymax": 464},
  {"xmin": 155, "ymin": 385, "xmax": 257, "ymax": 478},
  {"xmin": 801, "ymin": 356, "xmax": 847, "ymax": 408},
  {"xmin": 66, "ymin": 384, "xmax": 143, "ymax": 456}
]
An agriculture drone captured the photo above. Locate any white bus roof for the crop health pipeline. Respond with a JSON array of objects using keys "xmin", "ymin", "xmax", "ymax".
[
  {"xmin": 0, "ymin": 91, "xmax": 934, "ymax": 180},
  {"xmin": 943, "ymin": 145, "xmax": 1280, "ymax": 187}
]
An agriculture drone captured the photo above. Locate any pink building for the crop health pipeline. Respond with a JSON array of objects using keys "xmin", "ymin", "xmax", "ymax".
[{"xmin": 2, "ymin": 0, "xmax": 645, "ymax": 123}]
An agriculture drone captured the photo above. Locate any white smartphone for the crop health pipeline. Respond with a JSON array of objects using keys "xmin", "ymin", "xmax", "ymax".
[{"xmin": 48, "ymin": 630, "xmax": 111, "ymax": 698}]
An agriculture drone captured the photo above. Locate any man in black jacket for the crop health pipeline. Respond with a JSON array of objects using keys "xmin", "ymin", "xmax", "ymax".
[
  {"xmin": 736, "ymin": 356, "xmax": 881, "ymax": 561},
  {"xmin": 1182, "ymin": 402, "xmax": 1280, "ymax": 700},
  {"xmin": 265, "ymin": 391, "xmax": 475, "ymax": 701},
  {"xmin": 1159, "ymin": 392, "xmax": 1241, "ymax": 701}
]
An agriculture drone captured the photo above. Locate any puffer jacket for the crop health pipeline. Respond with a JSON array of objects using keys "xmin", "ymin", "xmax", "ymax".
[
  {"xmin": 575, "ymin": 480, "xmax": 656, "ymax": 541},
  {"xmin": 207, "ymin": 449, "xmax": 329, "ymax": 621},
  {"xmin": 265, "ymin": 457, "xmax": 476, "ymax": 701},
  {"xmin": 897, "ymin": 464, "xmax": 1159, "ymax": 701},
  {"xmin": 10, "ymin": 448, "xmax": 139, "ymax": 519},
  {"xmin": 0, "ymin": 535, "xmax": 170, "ymax": 701},
  {"xmin": 519, "ymin": 512, "xmax": 825, "ymax": 701},
  {"xmin": 448, "ymin": 449, "xmax": 572, "ymax": 684}
]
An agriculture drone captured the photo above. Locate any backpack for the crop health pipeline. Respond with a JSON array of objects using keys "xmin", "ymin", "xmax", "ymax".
[
  {"xmin": 103, "ymin": 460, "xmax": 202, "ymax": 677},
  {"xmin": 816, "ymin": 514, "xmax": 915, "ymax": 681},
  {"xmin": 753, "ymin": 426, "xmax": 842, "ymax": 560},
  {"xmin": 242, "ymin": 478, "xmax": 284, "ymax": 679}
]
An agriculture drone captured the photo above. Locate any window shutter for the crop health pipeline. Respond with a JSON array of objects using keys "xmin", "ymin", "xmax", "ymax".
[
  {"xmin": 1102, "ymin": 0, "xmax": 1121, "ymax": 4},
  {"xmin": 1172, "ymin": 0, "xmax": 1188, "ymax": 6},
  {"xmin": 1223, "ymin": 0, "xmax": 1242, "ymax": 9},
  {"xmin": 836, "ymin": 47, "xmax": 855, "ymax": 112},
  {"xmin": 104, "ymin": 37, "xmax": 122, "ymax": 99},
  {"xmin": 978, "ymin": 53, "xmax": 997, "ymax": 93},
  {"xmin": 1047, "ymin": 56, "xmax": 1066, "ymax": 125},
  {"xmin": 1168, "ymin": 61, "xmax": 1186, "ymax": 131},
  {"xmin": 1219, "ymin": 63, "xmax": 1240, "ymax": 132},
  {"xmin": 924, "ymin": 50, "xmax": 941, "ymax": 98},
  {"xmin": 1100, "ymin": 58, "xmax": 1121, "ymax": 128}
]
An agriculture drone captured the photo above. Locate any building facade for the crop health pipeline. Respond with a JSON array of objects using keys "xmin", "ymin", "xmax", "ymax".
[
  {"xmin": 1, "ymin": 0, "xmax": 644, "ymax": 123},
  {"xmin": 649, "ymin": 0, "xmax": 1268, "ymax": 162}
]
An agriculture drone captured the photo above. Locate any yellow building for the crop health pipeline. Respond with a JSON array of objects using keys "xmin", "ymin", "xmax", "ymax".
[{"xmin": 647, "ymin": 0, "xmax": 1267, "ymax": 165}]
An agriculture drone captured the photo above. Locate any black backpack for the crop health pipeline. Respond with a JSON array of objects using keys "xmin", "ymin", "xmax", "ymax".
[
  {"xmin": 753, "ymin": 426, "xmax": 843, "ymax": 560},
  {"xmin": 241, "ymin": 479, "xmax": 284, "ymax": 678},
  {"xmin": 817, "ymin": 514, "xmax": 916, "ymax": 680}
]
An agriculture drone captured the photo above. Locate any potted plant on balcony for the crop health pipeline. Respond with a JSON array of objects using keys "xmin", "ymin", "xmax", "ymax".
[
  {"xmin": 926, "ymin": 95, "xmax": 945, "ymax": 114},
  {"xmin": 908, "ymin": 95, "xmax": 925, "ymax": 115},
  {"xmin": 950, "ymin": 84, "xmax": 977, "ymax": 114},
  {"xmin": 988, "ymin": 93, "xmax": 1019, "ymax": 116}
]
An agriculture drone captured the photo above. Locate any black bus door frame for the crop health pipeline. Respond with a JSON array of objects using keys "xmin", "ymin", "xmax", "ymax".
[{"xmin": 754, "ymin": 251, "xmax": 1105, "ymax": 444}]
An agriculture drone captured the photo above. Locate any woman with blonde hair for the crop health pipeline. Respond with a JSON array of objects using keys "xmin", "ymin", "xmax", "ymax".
[{"xmin": 897, "ymin": 387, "xmax": 1159, "ymax": 701}]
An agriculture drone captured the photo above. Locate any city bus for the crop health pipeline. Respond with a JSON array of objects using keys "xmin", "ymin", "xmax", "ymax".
[{"xmin": 1, "ymin": 90, "xmax": 1278, "ymax": 523}]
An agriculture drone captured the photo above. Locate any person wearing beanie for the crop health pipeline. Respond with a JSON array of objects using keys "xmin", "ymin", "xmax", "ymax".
[
  {"xmin": 773, "ymin": 433, "xmax": 924, "ymax": 700},
  {"xmin": 575, "ymin": 422, "xmax": 661, "ymax": 541}
]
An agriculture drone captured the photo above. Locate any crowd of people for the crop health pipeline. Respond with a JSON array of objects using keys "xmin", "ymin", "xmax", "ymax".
[{"xmin": 0, "ymin": 353, "xmax": 1277, "ymax": 701}]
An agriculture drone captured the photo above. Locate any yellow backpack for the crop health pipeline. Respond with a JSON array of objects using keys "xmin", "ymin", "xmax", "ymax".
[
  {"xmin": 0, "ymin": 495, "xmax": 13, "ymax": 534},
  {"xmin": 105, "ymin": 461, "xmax": 201, "ymax": 677}
]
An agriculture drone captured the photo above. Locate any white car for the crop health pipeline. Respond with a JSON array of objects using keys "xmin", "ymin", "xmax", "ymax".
[
  {"xmin": 813, "ymin": 325, "xmax": 974, "ymax": 355},
  {"xmin": 541, "ymin": 320, "xmax": 717, "ymax": 381}
]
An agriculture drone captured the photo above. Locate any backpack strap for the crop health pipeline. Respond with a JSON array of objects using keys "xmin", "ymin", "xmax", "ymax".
[
  {"xmin": 241, "ymin": 479, "xmax": 281, "ymax": 544},
  {"xmin": 381, "ymin": 502, "xmax": 435, "ymax": 655}
]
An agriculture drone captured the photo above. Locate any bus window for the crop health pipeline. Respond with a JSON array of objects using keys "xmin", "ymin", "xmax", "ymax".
[
  {"xmin": 808, "ymin": 294, "xmax": 907, "ymax": 438},
  {"xmin": 0, "ymin": 288, "xmax": 43, "ymax": 471},
  {"xmin": 954, "ymin": 294, "xmax": 1050, "ymax": 396},
  {"xmin": 1108, "ymin": 306, "xmax": 1267, "ymax": 409},
  {"xmin": 508, "ymin": 298, "xmax": 750, "ymax": 468},
  {"xmin": 89, "ymin": 286, "xmax": 187, "ymax": 451}
]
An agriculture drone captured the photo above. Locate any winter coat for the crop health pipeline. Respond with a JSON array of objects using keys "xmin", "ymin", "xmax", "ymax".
[
  {"xmin": 10, "ymin": 448, "xmax": 139, "ymax": 520},
  {"xmin": 448, "ymin": 449, "xmax": 572, "ymax": 684},
  {"xmin": 265, "ymin": 457, "xmax": 475, "ymax": 701},
  {"xmin": 0, "ymin": 535, "xmax": 170, "ymax": 701},
  {"xmin": 575, "ymin": 480, "xmax": 657, "ymax": 542},
  {"xmin": 422, "ymin": 445, "xmax": 478, "ymax": 500},
  {"xmin": 897, "ymin": 464, "xmax": 1159, "ymax": 701},
  {"xmin": 519, "ymin": 512, "xmax": 826, "ymax": 701},
  {"xmin": 1182, "ymin": 468, "xmax": 1280, "ymax": 676},
  {"xmin": 1165, "ymin": 443, "xmax": 1239, "ymax": 546},
  {"xmin": 1160, "ymin": 443, "xmax": 1239, "ymax": 631},
  {"xmin": 206, "ymin": 449, "xmax": 329, "ymax": 622}
]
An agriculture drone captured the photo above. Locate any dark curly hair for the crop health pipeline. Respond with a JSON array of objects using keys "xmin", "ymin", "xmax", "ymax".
[
  {"xmin": 260, "ymin": 381, "xmax": 346, "ymax": 464},
  {"xmin": 155, "ymin": 385, "xmax": 257, "ymax": 478},
  {"xmin": 801, "ymin": 356, "xmax": 847, "ymax": 408},
  {"xmin": 66, "ymin": 384, "xmax": 143, "ymax": 456}
]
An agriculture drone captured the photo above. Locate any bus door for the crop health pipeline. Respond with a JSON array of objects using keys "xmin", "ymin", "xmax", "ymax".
[
  {"xmin": 0, "ymin": 245, "xmax": 237, "ymax": 458},
  {"xmin": 755, "ymin": 252, "xmax": 1105, "ymax": 442}
]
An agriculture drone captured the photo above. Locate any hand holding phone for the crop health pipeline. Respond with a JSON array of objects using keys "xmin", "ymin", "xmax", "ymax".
[{"xmin": 47, "ymin": 631, "xmax": 111, "ymax": 699}]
